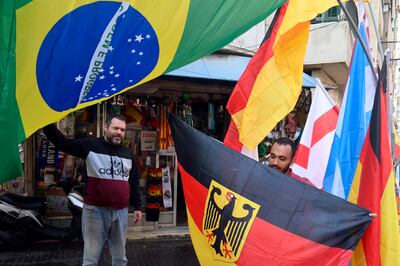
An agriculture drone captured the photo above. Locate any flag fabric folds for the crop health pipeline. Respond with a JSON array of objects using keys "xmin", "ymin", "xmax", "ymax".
[
  {"xmin": 323, "ymin": 6, "xmax": 376, "ymax": 198},
  {"xmin": 124, "ymin": 105, "xmax": 143, "ymax": 123},
  {"xmin": 226, "ymin": 0, "xmax": 348, "ymax": 151},
  {"xmin": 168, "ymin": 114, "xmax": 371, "ymax": 265},
  {"xmin": 348, "ymin": 60, "xmax": 400, "ymax": 266},
  {"xmin": 223, "ymin": 121, "xmax": 259, "ymax": 160},
  {"xmin": 291, "ymin": 80, "xmax": 339, "ymax": 189},
  {"xmin": 223, "ymin": 4, "xmax": 289, "ymax": 161},
  {"xmin": 394, "ymin": 131, "xmax": 400, "ymax": 162},
  {"xmin": 0, "ymin": 0, "xmax": 287, "ymax": 182},
  {"xmin": 0, "ymin": 1, "xmax": 23, "ymax": 181}
]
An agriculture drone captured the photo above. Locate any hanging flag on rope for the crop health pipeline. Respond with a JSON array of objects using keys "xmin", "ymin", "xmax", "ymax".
[
  {"xmin": 226, "ymin": 0, "xmax": 348, "ymax": 151},
  {"xmin": 291, "ymin": 80, "xmax": 339, "ymax": 189},
  {"xmin": 169, "ymin": 113, "xmax": 371, "ymax": 265},
  {"xmin": 348, "ymin": 58, "xmax": 400, "ymax": 266},
  {"xmin": 0, "ymin": 0, "xmax": 287, "ymax": 182},
  {"xmin": 323, "ymin": 3, "xmax": 376, "ymax": 198}
]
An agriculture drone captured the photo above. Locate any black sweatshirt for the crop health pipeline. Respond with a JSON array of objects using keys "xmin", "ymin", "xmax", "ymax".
[{"xmin": 43, "ymin": 124, "xmax": 141, "ymax": 210}]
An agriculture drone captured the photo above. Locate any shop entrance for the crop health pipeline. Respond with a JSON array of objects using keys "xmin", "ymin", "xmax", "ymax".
[{"xmin": 176, "ymin": 171, "xmax": 187, "ymax": 226}]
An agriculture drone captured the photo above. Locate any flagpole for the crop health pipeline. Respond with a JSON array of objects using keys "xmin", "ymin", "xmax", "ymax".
[{"xmin": 336, "ymin": 0, "xmax": 378, "ymax": 82}]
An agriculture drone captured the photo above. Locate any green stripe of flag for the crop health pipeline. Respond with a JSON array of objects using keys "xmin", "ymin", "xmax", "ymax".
[
  {"xmin": 0, "ymin": 0, "xmax": 25, "ymax": 183},
  {"xmin": 166, "ymin": 0, "xmax": 286, "ymax": 72}
]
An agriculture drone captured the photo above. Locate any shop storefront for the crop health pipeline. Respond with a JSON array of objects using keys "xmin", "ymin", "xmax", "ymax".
[
  {"xmin": 29, "ymin": 71, "xmax": 235, "ymax": 228},
  {"xmin": 2, "ymin": 53, "xmax": 320, "ymax": 230}
]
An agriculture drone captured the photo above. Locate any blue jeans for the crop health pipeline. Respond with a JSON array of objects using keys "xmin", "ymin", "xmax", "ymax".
[{"xmin": 82, "ymin": 204, "xmax": 128, "ymax": 266}]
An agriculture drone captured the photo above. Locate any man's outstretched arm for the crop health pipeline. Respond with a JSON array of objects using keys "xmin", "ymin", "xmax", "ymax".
[{"xmin": 43, "ymin": 124, "xmax": 88, "ymax": 158}]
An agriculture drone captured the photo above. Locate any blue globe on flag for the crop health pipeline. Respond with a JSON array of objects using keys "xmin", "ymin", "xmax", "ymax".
[{"xmin": 36, "ymin": 1, "xmax": 159, "ymax": 112}]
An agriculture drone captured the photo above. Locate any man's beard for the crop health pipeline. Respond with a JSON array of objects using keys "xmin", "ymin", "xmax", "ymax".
[
  {"xmin": 105, "ymin": 135, "xmax": 122, "ymax": 145},
  {"xmin": 269, "ymin": 164, "xmax": 288, "ymax": 174}
]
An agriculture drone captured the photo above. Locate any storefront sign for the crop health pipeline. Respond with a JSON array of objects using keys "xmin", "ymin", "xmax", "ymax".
[{"xmin": 141, "ymin": 131, "xmax": 157, "ymax": 151}]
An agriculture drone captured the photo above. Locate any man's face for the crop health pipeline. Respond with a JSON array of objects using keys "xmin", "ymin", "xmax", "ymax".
[
  {"xmin": 104, "ymin": 118, "xmax": 126, "ymax": 145},
  {"xmin": 268, "ymin": 143, "xmax": 292, "ymax": 174}
]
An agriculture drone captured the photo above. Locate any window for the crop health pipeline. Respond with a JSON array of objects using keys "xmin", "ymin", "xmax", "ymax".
[{"xmin": 312, "ymin": 7, "xmax": 341, "ymax": 23}]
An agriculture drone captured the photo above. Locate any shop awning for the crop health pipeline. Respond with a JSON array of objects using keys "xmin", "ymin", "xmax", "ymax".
[{"xmin": 165, "ymin": 54, "xmax": 316, "ymax": 88}]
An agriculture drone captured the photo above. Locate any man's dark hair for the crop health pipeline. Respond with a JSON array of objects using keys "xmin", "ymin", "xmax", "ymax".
[
  {"xmin": 272, "ymin": 137, "xmax": 296, "ymax": 159},
  {"xmin": 106, "ymin": 114, "xmax": 126, "ymax": 126}
]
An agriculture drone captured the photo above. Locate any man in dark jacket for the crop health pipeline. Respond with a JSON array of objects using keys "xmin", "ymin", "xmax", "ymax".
[{"xmin": 43, "ymin": 114, "xmax": 142, "ymax": 266}]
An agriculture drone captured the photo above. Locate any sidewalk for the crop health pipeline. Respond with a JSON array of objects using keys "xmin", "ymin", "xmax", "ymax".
[
  {"xmin": 127, "ymin": 225, "xmax": 189, "ymax": 239},
  {"xmin": 0, "ymin": 233, "xmax": 198, "ymax": 266}
]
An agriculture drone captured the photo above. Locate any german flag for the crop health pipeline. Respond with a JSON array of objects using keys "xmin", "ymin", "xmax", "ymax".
[
  {"xmin": 349, "ymin": 59, "xmax": 400, "ymax": 265},
  {"xmin": 224, "ymin": 3, "xmax": 287, "ymax": 158},
  {"xmin": 225, "ymin": 0, "xmax": 347, "ymax": 150},
  {"xmin": 168, "ymin": 114, "xmax": 371, "ymax": 265},
  {"xmin": 124, "ymin": 105, "xmax": 143, "ymax": 123}
]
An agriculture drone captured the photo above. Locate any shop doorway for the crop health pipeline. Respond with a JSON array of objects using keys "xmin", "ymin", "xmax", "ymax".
[{"xmin": 176, "ymin": 171, "xmax": 187, "ymax": 226}]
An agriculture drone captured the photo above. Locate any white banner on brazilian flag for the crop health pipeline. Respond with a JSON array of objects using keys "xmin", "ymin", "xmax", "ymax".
[{"xmin": 162, "ymin": 167, "xmax": 172, "ymax": 208}]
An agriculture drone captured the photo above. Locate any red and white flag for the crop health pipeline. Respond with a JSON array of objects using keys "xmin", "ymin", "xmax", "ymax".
[{"xmin": 291, "ymin": 80, "xmax": 339, "ymax": 188}]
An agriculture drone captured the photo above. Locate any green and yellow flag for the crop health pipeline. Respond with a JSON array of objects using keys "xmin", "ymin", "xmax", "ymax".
[{"xmin": 0, "ymin": 0, "xmax": 286, "ymax": 182}]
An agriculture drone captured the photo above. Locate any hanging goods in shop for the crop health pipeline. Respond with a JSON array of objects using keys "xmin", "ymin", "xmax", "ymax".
[
  {"xmin": 182, "ymin": 104, "xmax": 193, "ymax": 127},
  {"xmin": 145, "ymin": 168, "xmax": 163, "ymax": 221},
  {"xmin": 36, "ymin": 138, "xmax": 66, "ymax": 196},
  {"xmin": 159, "ymin": 105, "xmax": 173, "ymax": 151},
  {"xmin": 124, "ymin": 104, "xmax": 143, "ymax": 124}
]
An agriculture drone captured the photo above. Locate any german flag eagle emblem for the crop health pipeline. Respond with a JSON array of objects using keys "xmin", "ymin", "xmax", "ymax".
[{"xmin": 203, "ymin": 180, "xmax": 260, "ymax": 262}]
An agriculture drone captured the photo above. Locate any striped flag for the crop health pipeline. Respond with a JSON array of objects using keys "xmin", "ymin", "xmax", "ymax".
[
  {"xmin": 291, "ymin": 80, "xmax": 339, "ymax": 189},
  {"xmin": 169, "ymin": 113, "xmax": 371, "ymax": 265},
  {"xmin": 323, "ymin": 5, "xmax": 376, "ymax": 199},
  {"xmin": 224, "ymin": 4, "xmax": 289, "ymax": 160},
  {"xmin": 348, "ymin": 59, "xmax": 400, "ymax": 265},
  {"xmin": 225, "ymin": 0, "xmax": 348, "ymax": 151}
]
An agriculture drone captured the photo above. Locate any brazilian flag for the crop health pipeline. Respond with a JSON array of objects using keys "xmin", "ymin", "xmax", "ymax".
[{"xmin": 0, "ymin": 0, "xmax": 286, "ymax": 182}]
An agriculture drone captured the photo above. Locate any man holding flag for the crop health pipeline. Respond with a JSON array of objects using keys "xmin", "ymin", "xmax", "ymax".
[
  {"xmin": 221, "ymin": 0, "xmax": 400, "ymax": 264},
  {"xmin": 267, "ymin": 137, "xmax": 316, "ymax": 186},
  {"xmin": 1, "ymin": 0, "xmax": 287, "ymax": 182},
  {"xmin": 169, "ymin": 112, "xmax": 372, "ymax": 265},
  {"xmin": 3, "ymin": 0, "xmax": 399, "ymax": 264}
]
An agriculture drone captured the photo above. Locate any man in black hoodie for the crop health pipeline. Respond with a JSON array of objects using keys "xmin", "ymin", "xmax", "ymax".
[{"xmin": 43, "ymin": 114, "xmax": 142, "ymax": 266}]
